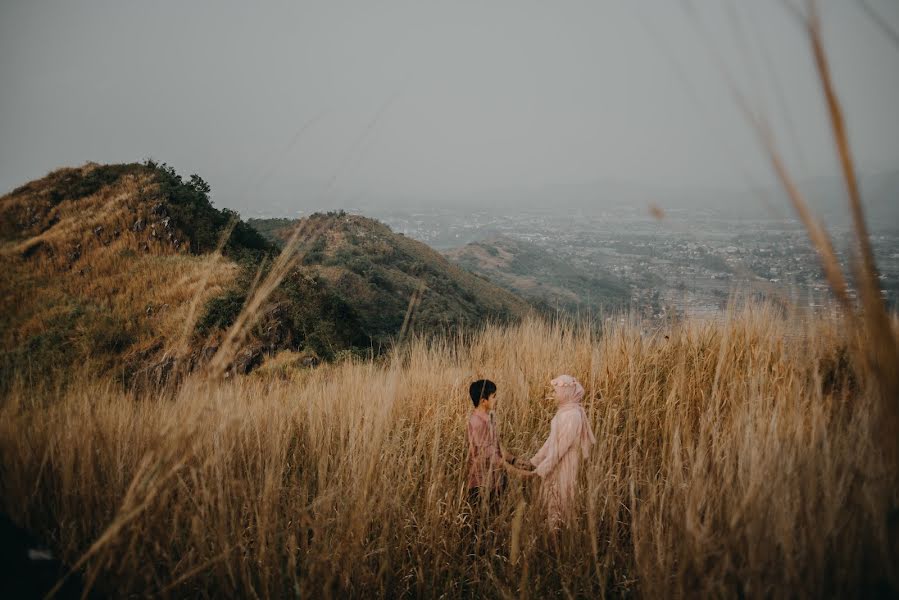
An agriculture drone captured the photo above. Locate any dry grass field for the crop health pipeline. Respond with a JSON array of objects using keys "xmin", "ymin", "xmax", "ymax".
[
  {"xmin": 1, "ymin": 305, "xmax": 897, "ymax": 598},
  {"xmin": 1, "ymin": 5, "xmax": 896, "ymax": 597}
]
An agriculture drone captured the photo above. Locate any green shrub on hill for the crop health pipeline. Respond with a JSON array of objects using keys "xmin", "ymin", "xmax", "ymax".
[
  {"xmin": 277, "ymin": 271, "xmax": 371, "ymax": 359},
  {"xmin": 196, "ymin": 289, "xmax": 247, "ymax": 336},
  {"xmin": 146, "ymin": 161, "xmax": 273, "ymax": 261}
]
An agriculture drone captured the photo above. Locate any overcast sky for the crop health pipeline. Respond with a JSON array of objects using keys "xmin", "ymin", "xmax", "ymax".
[{"xmin": 1, "ymin": 0, "xmax": 898, "ymax": 215}]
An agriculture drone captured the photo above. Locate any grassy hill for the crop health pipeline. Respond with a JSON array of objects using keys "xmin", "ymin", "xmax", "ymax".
[
  {"xmin": 262, "ymin": 213, "xmax": 531, "ymax": 346},
  {"xmin": 445, "ymin": 234, "xmax": 631, "ymax": 315},
  {"xmin": 0, "ymin": 161, "xmax": 273, "ymax": 385},
  {"xmin": 0, "ymin": 165, "xmax": 531, "ymax": 386}
]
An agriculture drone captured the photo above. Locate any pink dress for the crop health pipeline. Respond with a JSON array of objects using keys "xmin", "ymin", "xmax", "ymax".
[{"xmin": 530, "ymin": 375, "xmax": 596, "ymax": 528}]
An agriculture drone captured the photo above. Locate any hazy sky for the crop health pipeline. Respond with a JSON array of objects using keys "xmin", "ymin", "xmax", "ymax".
[{"xmin": 1, "ymin": 0, "xmax": 898, "ymax": 215}]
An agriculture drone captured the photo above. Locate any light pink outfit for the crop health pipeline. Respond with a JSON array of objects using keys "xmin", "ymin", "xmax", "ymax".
[
  {"xmin": 530, "ymin": 375, "xmax": 596, "ymax": 528},
  {"xmin": 466, "ymin": 410, "xmax": 505, "ymax": 491}
]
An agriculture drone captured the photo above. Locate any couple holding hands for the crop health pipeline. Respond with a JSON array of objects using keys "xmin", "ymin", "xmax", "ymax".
[{"xmin": 466, "ymin": 375, "xmax": 596, "ymax": 530}]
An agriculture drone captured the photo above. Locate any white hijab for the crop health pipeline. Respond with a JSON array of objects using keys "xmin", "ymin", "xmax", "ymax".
[{"xmin": 551, "ymin": 374, "xmax": 597, "ymax": 458}]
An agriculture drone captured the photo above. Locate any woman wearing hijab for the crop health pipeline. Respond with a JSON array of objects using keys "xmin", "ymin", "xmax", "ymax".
[{"xmin": 530, "ymin": 374, "xmax": 596, "ymax": 528}]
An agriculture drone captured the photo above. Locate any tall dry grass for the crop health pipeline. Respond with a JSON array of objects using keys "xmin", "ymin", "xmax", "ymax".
[
  {"xmin": 2, "ymin": 3, "xmax": 897, "ymax": 597},
  {"xmin": 1, "ymin": 305, "xmax": 896, "ymax": 598}
]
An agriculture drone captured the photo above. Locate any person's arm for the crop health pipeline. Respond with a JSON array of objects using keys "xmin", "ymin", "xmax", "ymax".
[
  {"xmin": 530, "ymin": 436, "xmax": 551, "ymax": 468},
  {"xmin": 512, "ymin": 455, "xmax": 535, "ymax": 470},
  {"xmin": 502, "ymin": 461, "xmax": 538, "ymax": 477},
  {"xmin": 499, "ymin": 442, "xmax": 525, "ymax": 465}
]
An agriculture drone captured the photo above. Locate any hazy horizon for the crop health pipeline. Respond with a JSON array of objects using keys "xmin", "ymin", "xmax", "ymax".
[{"xmin": 2, "ymin": 1, "xmax": 898, "ymax": 216}]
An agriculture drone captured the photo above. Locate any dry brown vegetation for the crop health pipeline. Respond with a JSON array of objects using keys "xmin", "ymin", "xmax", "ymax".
[
  {"xmin": 0, "ymin": 164, "xmax": 240, "ymax": 384},
  {"xmin": 2, "ymin": 4, "xmax": 897, "ymax": 597},
  {"xmin": 1, "ymin": 305, "xmax": 897, "ymax": 598},
  {"xmin": 1, "ymin": 168, "xmax": 534, "ymax": 386}
]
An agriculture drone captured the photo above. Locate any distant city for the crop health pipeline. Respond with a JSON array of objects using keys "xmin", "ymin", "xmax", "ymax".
[{"xmin": 362, "ymin": 205, "xmax": 899, "ymax": 317}]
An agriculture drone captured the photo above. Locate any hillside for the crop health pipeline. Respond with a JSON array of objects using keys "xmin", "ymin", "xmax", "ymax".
[
  {"xmin": 445, "ymin": 234, "xmax": 630, "ymax": 314},
  {"xmin": 0, "ymin": 165, "xmax": 531, "ymax": 385},
  {"xmin": 246, "ymin": 217, "xmax": 296, "ymax": 246},
  {"xmin": 268, "ymin": 213, "xmax": 532, "ymax": 345},
  {"xmin": 0, "ymin": 162, "xmax": 273, "ymax": 384}
]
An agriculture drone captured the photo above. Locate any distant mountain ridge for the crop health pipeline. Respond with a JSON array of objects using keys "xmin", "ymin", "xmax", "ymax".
[
  {"xmin": 252, "ymin": 218, "xmax": 633, "ymax": 316},
  {"xmin": 444, "ymin": 234, "xmax": 630, "ymax": 315}
]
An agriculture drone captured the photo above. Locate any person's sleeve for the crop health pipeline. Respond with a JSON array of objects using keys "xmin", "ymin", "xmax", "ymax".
[
  {"xmin": 531, "ymin": 413, "xmax": 579, "ymax": 478},
  {"xmin": 530, "ymin": 435, "xmax": 551, "ymax": 468}
]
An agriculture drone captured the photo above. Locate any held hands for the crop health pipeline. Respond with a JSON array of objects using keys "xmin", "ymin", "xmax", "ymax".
[
  {"xmin": 499, "ymin": 443, "xmax": 538, "ymax": 478},
  {"xmin": 504, "ymin": 455, "xmax": 538, "ymax": 477},
  {"xmin": 503, "ymin": 462, "xmax": 537, "ymax": 477}
]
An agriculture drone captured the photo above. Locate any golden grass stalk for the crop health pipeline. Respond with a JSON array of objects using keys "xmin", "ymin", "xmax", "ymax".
[
  {"xmin": 174, "ymin": 216, "xmax": 240, "ymax": 357},
  {"xmin": 206, "ymin": 218, "xmax": 326, "ymax": 378},
  {"xmin": 803, "ymin": 1, "xmax": 899, "ymax": 457}
]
